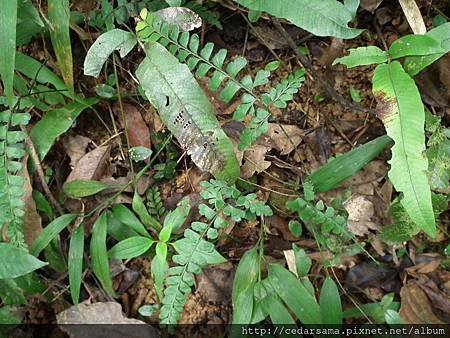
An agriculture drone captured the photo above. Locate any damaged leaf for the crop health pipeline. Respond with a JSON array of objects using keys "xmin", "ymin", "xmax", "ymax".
[{"xmin": 136, "ymin": 42, "xmax": 239, "ymax": 183}]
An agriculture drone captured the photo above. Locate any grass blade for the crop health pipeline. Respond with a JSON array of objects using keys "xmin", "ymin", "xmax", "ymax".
[
  {"xmin": 0, "ymin": 0, "xmax": 18, "ymax": 107},
  {"xmin": 69, "ymin": 224, "xmax": 84, "ymax": 304},
  {"xmin": 48, "ymin": 0, "xmax": 73, "ymax": 93}
]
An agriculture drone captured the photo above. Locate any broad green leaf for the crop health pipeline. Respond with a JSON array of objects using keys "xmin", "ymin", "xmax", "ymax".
[
  {"xmin": 293, "ymin": 244, "xmax": 311, "ymax": 277},
  {"xmin": 129, "ymin": 146, "xmax": 152, "ymax": 162},
  {"xmin": 385, "ymin": 309, "xmax": 404, "ymax": 324},
  {"xmin": 268, "ymin": 263, "xmax": 321, "ymax": 324},
  {"xmin": 106, "ymin": 211, "xmax": 140, "ymax": 241},
  {"xmin": 232, "ymin": 247, "xmax": 259, "ymax": 324},
  {"xmin": 261, "ymin": 294, "xmax": 295, "ymax": 324},
  {"xmin": 0, "ymin": 278, "xmax": 26, "ymax": 305},
  {"xmin": 308, "ymin": 135, "xmax": 392, "ymax": 192},
  {"xmin": 372, "ymin": 61, "xmax": 435, "ymax": 237},
  {"xmin": 388, "ymin": 34, "xmax": 444, "ymax": 59},
  {"xmin": 344, "ymin": 0, "xmax": 360, "ymax": 19},
  {"xmin": 111, "ymin": 204, "xmax": 150, "ymax": 237},
  {"xmin": 29, "ymin": 99, "xmax": 98, "ymax": 160},
  {"xmin": 333, "ymin": 46, "xmax": 388, "ymax": 68},
  {"xmin": 136, "ymin": 42, "xmax": 239, "ymax": 183},
  {"xmin": 319, "ymin": 277, "xmax": 342, "ymax": 324},
  {"xmin": 234, "ymin": 0, "xmax": 363, "ymax": 39},
  {"xmin": 63, "ymin": 180, "xmax": 108, "ymax": 198},
  {"xmin": 163, "ymin": 197, "xmax": 190, "ymax": 233},
  {"xmin": 90, "ymin": 212, "xmax": 115, "ymax": 296},
  {"xmin": 152, "ymin": 242, "xmax": 169, "ymax": 300},
  {"xmin": 30, "ymin": 214, "xmax": 77, "ymax": 256},
  {"xmin": 68, "ymin": 224, "xmax": 84, "ymax": 304},
  {"xmin": 48, "ymin": 0, "xmax": 73, "ymax": 92},
  {"xmin": 33, "ymin": 190, "xmax": 54, "ymax": 220},
  {"xmin": 108, "ymin": 236, "xmax": 153, "ymax": 260},
  {"xmin": 0, "ymin": 243, "xmax": 47, "ymax": 279},
  {"xmin": 132, "ymin": 192, "xmax": 161, "ymax": 230},
  {"xmin": 159, "ymin": 225, "xmax": 172, "ymax": 243},
  {"xmin": 0, "ymin": 306, "xmax": 22, "ymax": 324},
  {"xmin": 0, "ymin": 0, "xmax": 17, "ymax": 107},
  {"xmin": 84, "ymin": 29, "xmax": 137, "ymax": 78},
  {"xmin": 404, "ymin": 22, "xmax": 450, "ymax": 75},
  {"xmin": 427, "ymin": 139, "xmax": 450, "ymax": 190}
]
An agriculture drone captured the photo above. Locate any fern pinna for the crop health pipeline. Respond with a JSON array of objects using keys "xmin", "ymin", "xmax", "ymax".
[
  {"xmin": 160, "ymin": 180, "xmax": 272, "ymax": 324},
  {"xmin": 136, "ymin": 11, "xmax": 305, "ymax": 149},
  {"xmin": 0, "ymin": 106, "xmax": 30, "ymax": 247}
]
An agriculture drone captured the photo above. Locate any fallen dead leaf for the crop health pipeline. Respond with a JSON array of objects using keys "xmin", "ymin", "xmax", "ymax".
[
  {"xmin": 344, "ymin": 194, "xmax": 380, "ymax": 237},
  {"xmin": 65, "ymin": 145, "xmax": 110, "ymax": 183},
  {"xmin": 267, "ymin": 123, "xmax": 303, "ymax": 155},
  {"xmin": 113, "ymin": 102, "xmax": 151, "ymax": 150},
  {"xmin": 196, "ymin": 263, "xmax": 234, "ymax": 303},
  {"xmin": 360, "ymin": 0, "xmax": 384, "ymax": 12},
  {"xmin": 400, "ymin": 282, "xmax": 444, "ymax": 324},
  {"xmin": 398, "ymin": 0, "xmax": 426, "ymax": 34},
  {"xmin": 63, "ymin": 135, "xmax": 92, "ymax": 168},
  {"xmin": 241, "ymin": 144, "xmax": 271, "ymax": 179}
]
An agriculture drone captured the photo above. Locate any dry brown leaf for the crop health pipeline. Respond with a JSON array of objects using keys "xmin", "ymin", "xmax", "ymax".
[
  {"xmin": 21, "ymin": 156, "xmax": 42, "ymax": 247},
  {"xmin": 66, "ymin": 145, "xmax": 110, "ymax": 183},
  {"xmin": 398, "ymin": 0, "xmax": 426, "ymax": 34},
  {"xmin": 344, "ymin": 194, "xmax": 380, "ymax": 236},
  {"xmin": 63, "ymin": 135, "xmax": 91, "ymax": 168},
  {"xmin": 240, "ymin": 144, "xmax": 271, "ymax": 179},
  {"xmin": 113, "ymin": 102, "xmax": 151, "ymax": 150},
  {"xmin": 400, "ymin": 282, "xmax": 444, "ymax": 324},
  {"xmin": 267, "ymin": 123, "xmax": 303, "ymax": 155}
]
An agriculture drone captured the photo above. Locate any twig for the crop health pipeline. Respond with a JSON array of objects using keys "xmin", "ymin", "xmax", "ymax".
[
  {"xmin": 21, "ymin": 126, "xmax": 65, "ymax": 216},
  {"xmin": 272, "ymin": 18, "xmax": 378, "ymax": 116}
]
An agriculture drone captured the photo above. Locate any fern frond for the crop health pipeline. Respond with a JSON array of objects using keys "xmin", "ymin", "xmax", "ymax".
[
  {"xmin": 136, "ymin": 13, "xmax": 305, "ymax": 149},
  {"xmin": 0, "ymin": 108, "xmax": 31, "ymax": 247},
  {"xmin": 146, "ymin": 186, "xmax": 166, "ymax": 218}
]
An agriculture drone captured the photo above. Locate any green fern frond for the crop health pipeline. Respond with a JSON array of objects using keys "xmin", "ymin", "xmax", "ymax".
[
  {"xmin": 0, "ymin": 108, "xmax": 31, "ymax": 247},
  {"xmin": 136, "ymin": 13, "xmax": 305, "ymax": 149},
  {"xmin": 146, "ymin": 186, "xmax": 166, "ymax": 218},
  {"xmin": 160, "ymin": 179, "xmax": 273, "ymax": 324}
]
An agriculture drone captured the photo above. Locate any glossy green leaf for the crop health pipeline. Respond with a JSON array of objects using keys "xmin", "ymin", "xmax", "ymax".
[
  {"xmin": 234, "ymin": 0, "xmax": 363, "ymax": 39},
  {"xmin": 63, "ymin": 180, "xmax": 108, "ymax": 198},
  {"xmin": 293, "ymin": 244, "xmax": 311, "ymax": 277},
  {"xmin": 333, "ymin": 46, "xmax": 387, "ymax": 68},
  {"xmin": 84, "ymin": 29, "xmax": 137, "ymax": 78},
  {"xmin": 320, "ymin": 277, "xmax": 342, "ymax": 324},
  {"xmin": 30, "ymin": 214, "xmax": 77, "ymax": 256},
  {"xmin": 152, "ymin": 242, "xmax": 169, "ymax": 300},
  {"xmin": 68, "ymin": 224, "xmax": 84, "ymax": 304},
  {"xmin": 0, "ymin": 243, "xmax": 47, "ymax": 279},
  {"xmin": 48, "ymin": 0, "xmax": 73, "ymax": 92},
  {"xmin": 232, "ymin": 247, "xmax": 259, "ymax": 324},
  {"xmin": 90, "ymin": 212, "xmax": 115, "ymax": 296},
  {"xmin": 388, "ymin": 34, "xmax": 444, "ymax": 59},
  {"xmin": 136, "ymin": 42, "xmax": 239, "ymax": 183},
  {"xmin": 0, "ymin": 0, "xmax": 17, "ymax": 107},
  {"xmin": 132, "ymin": 192, "xmax": 161, "ymax": 231},
  {"xmin": 108, "ymin": 236, "xmax": 153, "ymax": 260},
  {"xmin": 163, "ymin": 197, "xmax": 190, "ymax": 233},
  {"xmin": 111, "ymin": 204, "xmax": 150, "ymax": 237},
  {"xmin": 308, "ymin": 135, "xmax": 392, "ymax": 193},
  {"xmin": 404, "ymin": 22, "xmax": 450, "ymax": 75},
  {"xmin": 268, "ymin": 263, "xmax": 321, "ymax": 324},
  {"xmin": 373, "ymin": 61, "xmax": 435, "ymax": 237}
]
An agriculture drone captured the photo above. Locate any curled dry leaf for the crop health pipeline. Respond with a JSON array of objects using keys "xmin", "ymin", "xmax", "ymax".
[
  {"xmin": 113, "ymin": 102, "xmax": 151, "ymax": 150},
  {"xmin": 399, "ymin": 282, "xmax": 444, "ymax": 324},
  {"xmin": 267, "ymin": 123, "xmax": 303, "ymax": 155},
  {"xmin": 240, "ymin": 144, "xmax": 271, "ymax": 179},
  {"xmin": 65, "ymin": 145, "xmax": 111, "ymax": 183},
  {"xmin": 344, "ymin": 194, "xmax": 380, "ymax": 237},
  {"xmin": 63, "ymin": 135, "xmax": 91, "ymax": 168}
]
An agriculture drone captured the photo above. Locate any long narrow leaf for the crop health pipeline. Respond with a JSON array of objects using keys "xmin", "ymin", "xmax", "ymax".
[
  {"xmin": 68, "ymin": 224, "xmax": 84, "ymax": 304},
  {"xmin": 30, "ymin": 214, "xmax": 77, "ymax": 256},
  {"xmin": 90, "ymin": 212, "xmax": 115, "ymax": 296},
  {"xmin": 0, "ymin": 0, "xmax": 18, "ymax": 107},
  {"xmin": 372, "ymin": 61, "xmax": 435, "ymax": 237},
  {"xmin": 48, "ymin": 0, "xmax": 73, "ymax": 92},
  {"xmin": 319, "ymin": 277, "xmax": 343, "ymax": 324}
]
